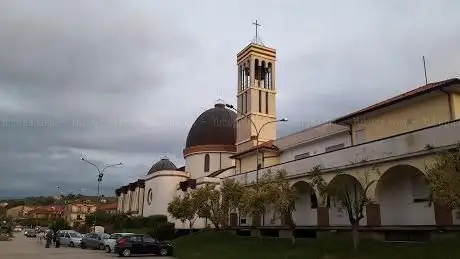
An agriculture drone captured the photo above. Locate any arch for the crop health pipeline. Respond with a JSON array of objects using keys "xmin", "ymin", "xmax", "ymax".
[
  {"xmin": 204, "ymin": 154, "xmax": 210, "ymax": 172},
  {"xmin": 376, "ymin": 164, "xmax": 434, "ymax": 225},
  {"xmin": 291, "ymin": 181, "xmax": 317, "ymax": 226},
  {"xmin": 327, "ymin": 174, "xmax": 364, "ymax": 226}
]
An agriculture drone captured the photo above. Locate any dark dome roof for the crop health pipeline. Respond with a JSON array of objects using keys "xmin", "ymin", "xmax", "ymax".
[
  {"xmin": 185, "ymin": 103, "xmax": 237, "ymax": 149},
  {"xmin": 147, "ymin": 157, "xmax": 177, "ymax": 175}
]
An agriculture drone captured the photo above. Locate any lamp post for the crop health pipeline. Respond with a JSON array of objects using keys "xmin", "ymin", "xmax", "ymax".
[
  {"xmin": 225, "ymin": 103, "xmax": 287, "ymax": 184},
  {"xmin": 81, "ymin": 158, "xmax": 123, "ymax": 228}
]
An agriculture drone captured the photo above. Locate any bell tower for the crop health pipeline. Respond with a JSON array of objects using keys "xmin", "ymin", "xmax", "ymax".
[{"xmin": 235, "ymin": 38, "xmax": 277, "ymax": 153}]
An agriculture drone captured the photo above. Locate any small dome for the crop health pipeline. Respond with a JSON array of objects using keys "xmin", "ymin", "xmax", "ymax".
[
  {"xmin": 147, "ymin": 157, "xmax": 177, "ymax": 175},
  {"xmin": 185, "ymin": 103, "xmax": 236, "ymax": 149}
]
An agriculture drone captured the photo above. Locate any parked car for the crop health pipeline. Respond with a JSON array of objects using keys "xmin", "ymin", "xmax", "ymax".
[
  {"xmin": 24, "ymin": 229, "xmax": 37, "ymax": 237},
  {"xmin": 114, "ymin": 234, "xmax": 173, "ymax": 257},
  {"xmin": 80, "ymin": 232, "xmax": 110, "ymax": 250},
  {"xmin": 13, "ymin": 226, "xmax": 22, "ymax": 232},
  {"xmin": 103, "ymin": 232, "xmax": 134, "ymax": 253},
  {"xmin": 59, "ymin": 230, "xmax": 83, "ymax": 247}
]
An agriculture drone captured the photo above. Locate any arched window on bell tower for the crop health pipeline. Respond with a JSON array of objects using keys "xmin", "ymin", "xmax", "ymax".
[{"xmin": 204, "ymin": 154, "xmax": 210, "ymax": 172}]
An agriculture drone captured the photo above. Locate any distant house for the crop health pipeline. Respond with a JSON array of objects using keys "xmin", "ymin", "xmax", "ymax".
[
  {"xmin": 97, "ymin": 202, "xmax": 118, "ymax": 214},
  {"xmin": 6, "ymin": 205, "xmax": 35, "ymax": 219},
  {"xmin": 27, "ymin": 205, "xmax": 65, "ymax": 220},
  {"xmin": 63, "ymin": 202, "xmax": 97, "ymax": 227}
]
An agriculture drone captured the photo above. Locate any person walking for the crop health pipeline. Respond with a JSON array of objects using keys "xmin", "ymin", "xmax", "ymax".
[
  {"xmin": 54, "ymin": 230, "xmax": 61, "ymax": 248},
  {"xmin": 45, "ymin": 230, "xmax": 53, "ymax": 248}
]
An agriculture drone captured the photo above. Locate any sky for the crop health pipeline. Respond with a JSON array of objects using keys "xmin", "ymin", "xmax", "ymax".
[{"xmin": 0, "ymin": 0, "xmax": 459, "ymax": 198}]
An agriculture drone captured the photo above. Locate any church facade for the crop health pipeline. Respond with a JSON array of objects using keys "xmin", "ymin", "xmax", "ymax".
[{"xmin": 116, "ymin": 39, "xmax": 460, "ymax": 233}]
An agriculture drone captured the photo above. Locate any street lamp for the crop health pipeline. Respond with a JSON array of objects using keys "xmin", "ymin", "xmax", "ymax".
[
  {"xmin": 225, "ymin": 103, "xmax": 288, "ymax": 184},
  {"xmin": 81, "ymin": 158, "xmax": 123, "ymax": 228}
]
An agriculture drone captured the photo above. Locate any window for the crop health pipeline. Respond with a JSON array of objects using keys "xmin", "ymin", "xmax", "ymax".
[
  {"xmin": 244, "ymin": 93, "xmax": 248, "ymax": 114},
  {"xmin": 143, "ymin": 236, "xmax": 156, "ymax": 242},
  {"xmin": 204, "ymin": 154, "xmax": 210, "ymax": 172},
  {"xmin": 240, "ymin": 218, "xmax": 247, "ymax": 224},
  {"xmin": 310, "ymin": 193, "xmax": 318, "ymax": 209},
  {"xmin": 258, "ymin": 90, "xmax": 262, "ymax": 112},
  {"xmin": 354, "ymin": 129, "xmax": 365, "ymax": 144},
  {"xmin": 294, "ymin": 152, "xmax": 310, "ymax": 160},
  {"xmin": 265, "ymin": 92, "xmax": 269, "ymax": 114},
  {"xmin": 411, "ymin": 175, "xmax": 430, "ymax": 202},
  {"xmin": 325, "ymin": 143, "xmax": 345, "ymax": 153},
  {"xmin": 129, "ymin": 235, "xmax": 142, "ymax": 242}
]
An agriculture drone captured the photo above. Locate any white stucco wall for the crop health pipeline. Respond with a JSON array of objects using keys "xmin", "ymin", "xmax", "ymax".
[
  {"xmin": 377, "ymin": 172, "xmax": 435, "ymax": 225},
  {"xmin": 142, "ymin": 170, "xmax": 188, "ymax": 228},
  {"xmin": 279, "ymin": 132, "xmax": 351, "ymax": 163},
  {"xmin": 185, "ymin": 152, "xmax": 235, "ymax": 179}
]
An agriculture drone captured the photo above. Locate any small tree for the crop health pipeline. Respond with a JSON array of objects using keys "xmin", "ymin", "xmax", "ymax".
[
  {"xmin": 220, "ymin": 178, "xmax": 245, "ymax": 227},
  {"xmin": 192, "ymin": 184, "xmax": 224, "ymax": 230},
  {"xmin": 167, "ymin": 193, "xmax": 197, "ymax": 229},
  {"xmin": 425, "ymin": 146, "xmax": 460, "ymax": 209},
  {"xmin": 267, "ymin": 170, "xmax": 298, "ymax": 244},
  {"xmin": 311, "ymin": 167, "xmax": 378, "ymax": 251},
  {"xmin": 50, "ymin": 218, "xmax": 70, "ymax": 232}
]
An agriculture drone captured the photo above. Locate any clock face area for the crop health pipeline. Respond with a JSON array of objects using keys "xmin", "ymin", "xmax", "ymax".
[{"xmin": 147, "ymin": 188, "xmax": 153, "ymax": 205}]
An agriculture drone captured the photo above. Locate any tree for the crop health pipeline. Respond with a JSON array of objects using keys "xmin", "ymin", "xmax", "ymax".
[
  {"xmin": 425, "ymin": 146, "xmax": 460, "ymax": 209},
  {"xmin": 192, "ymin": 184, "xmax": 224, "ymax": 230},
  {"xmin": 50, "ymin": 218, "xmax": 70, "ymax": 232},
  {"xmin": 266, "ymin": 170, "xmax": 298, "ymax": 244},
  {"xmin": 220, "ymin": 179, "xmax": 245, "ymax": 227},
  {"xmin": 237, "ymin": 171, "xmax": 276, "ymax": 240},
  {"xmin": 311, "ymin": 167, "xmax": 378, "ymax": 251},
  {"xmin": 167, "ymin": 193, "xmax": 197, "ymax": 229}
]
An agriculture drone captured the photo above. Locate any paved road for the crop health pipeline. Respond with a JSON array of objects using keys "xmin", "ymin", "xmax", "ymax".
[{"xmin": 0, "ymin": 233, "xmax": 176, "ymax": 259}]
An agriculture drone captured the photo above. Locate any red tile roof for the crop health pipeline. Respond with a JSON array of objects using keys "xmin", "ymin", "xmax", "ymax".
[
  {"xmin": 230, "ymin": 140, "xmax": 279, "ymax": 159},
  {"xmin": 333, "ymin": 78, "xmax": 460, "ymax": 123},
  {"xmin": 97, "ymin": 202, "xmax": 117, "ymax": 211},
  {"xmin": 29, "ymin": 205, "xmax": 65, "ymax": 214}
]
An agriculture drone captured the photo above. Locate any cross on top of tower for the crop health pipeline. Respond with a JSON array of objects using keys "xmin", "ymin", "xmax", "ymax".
[{"xmin": 252, "ymin": 20, "xmax": 264, "ymax": 46}]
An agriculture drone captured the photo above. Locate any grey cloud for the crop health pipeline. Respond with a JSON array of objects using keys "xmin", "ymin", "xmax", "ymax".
[{"xmin": 1, "ymin": 0, "xmax": 460, "ymax": 197}]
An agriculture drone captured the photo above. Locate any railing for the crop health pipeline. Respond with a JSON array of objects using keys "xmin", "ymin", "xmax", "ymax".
[{"xmin": 227, "ymin": 120, "xmax": 460, "ymax": 183}]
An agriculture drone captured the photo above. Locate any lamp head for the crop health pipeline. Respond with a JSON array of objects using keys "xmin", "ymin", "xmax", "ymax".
[{"xmin": 280, "ymin": 118, "xmax": 288, "ymax": 122}]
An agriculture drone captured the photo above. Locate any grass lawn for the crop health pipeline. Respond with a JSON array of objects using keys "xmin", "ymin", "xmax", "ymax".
[{"xmin": 173, "ymin": 231, "xmax": 460, "ymax": 259}]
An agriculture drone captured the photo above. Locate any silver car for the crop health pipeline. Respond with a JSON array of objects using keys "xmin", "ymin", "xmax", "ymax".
[{"xmin": 59, "ymin": 230, "xmax": 83, "ymax": 247}]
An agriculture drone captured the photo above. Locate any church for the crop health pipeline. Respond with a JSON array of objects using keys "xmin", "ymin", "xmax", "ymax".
[{"xmin": 116, "ymin": 37, "xmax": 460, "ymax": 236}]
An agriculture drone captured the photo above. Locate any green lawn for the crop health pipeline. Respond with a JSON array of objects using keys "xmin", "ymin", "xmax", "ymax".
[{"xmin": 173, "ymin": 231, "xmax": 460, "ymax": 259}]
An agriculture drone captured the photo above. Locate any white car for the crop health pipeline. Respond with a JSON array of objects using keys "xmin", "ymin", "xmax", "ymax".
[
  {"xmin": 103, "ymin": 233, "xmax": 134, "ymax": 253},
  {"xmin": 59, "ymin": 230, "xmax": 83, "ymax": 247}
]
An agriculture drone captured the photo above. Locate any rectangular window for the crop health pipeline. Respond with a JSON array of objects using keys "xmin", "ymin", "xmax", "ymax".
[
  {"xmin": 294, "ymin": 152, "xmax": 310, "ymax": 160},
  {"xmin": 258, "ymin": 90, "xmax": 262, "ymax": 112},
  {"xmin": 265, "ymin": 92, "xmax": 269, "ymax": 114},
  {"xmin": 411, "ymin": 175, "xmax": 430, "ymax": 203},
  {"xmin": 325, "ymin": 143, "xmax": 345, "ymax": 153},
  {"xmin": 244, "ymin": 93, "xmax": 248, "ymax": 114},
  {"xmin": 354, "ymin": 129, "xmax": 366, "ymax": 145}
]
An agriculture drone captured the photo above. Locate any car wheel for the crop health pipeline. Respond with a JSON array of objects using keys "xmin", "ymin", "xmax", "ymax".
[
  {"xmin": 98, "ymin": 244, "xmax": 105, "ymax": 250},
  {"xmin": 69, "ymin": 242, "xmax": 74, "ymax": 247},
  {"xmin": 159, "ymin": 248, "xmax": 168, "ymax": 256},
  {"xmin": 80, "ymin": 242, "xmax": 86, "ymax": 249},
  {"xmin": 122, "ymin": 249, "xmax": 131, "ymax": 257},
  {"xmin": 118, "ymin": 252, "xmax": 124, "ymax": 257},
  {"xmin": 105, "ymin": 245, "xmax": 111, "ymax": 253}
]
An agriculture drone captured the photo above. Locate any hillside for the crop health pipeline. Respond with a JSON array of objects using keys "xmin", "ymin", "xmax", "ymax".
[{"xmin": 1, "ymin": 194, "xmax": 117, "ymax": 209}]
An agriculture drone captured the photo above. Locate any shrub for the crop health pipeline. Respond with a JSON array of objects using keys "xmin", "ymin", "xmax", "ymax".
[
  {"xmin": 148, "ymin": 222, "xmax": 175, "ymax": 241},
  {"xmin": 145, "ymin": 215, "xmax": 168, "ymax": 228}
]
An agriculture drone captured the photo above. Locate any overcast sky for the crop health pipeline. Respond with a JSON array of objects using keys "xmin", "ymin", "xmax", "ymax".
[{"xmin": 0, "ymin": 0, "xmax": 459, "ymax": 198}]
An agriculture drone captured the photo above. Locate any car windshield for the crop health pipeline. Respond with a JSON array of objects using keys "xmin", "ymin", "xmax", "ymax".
[
  {"xmin": 69, "ymin": 233, "xmax": 82, "ymax": 238},
  {"xmin": 109, "ymin": 234, "xmax": 120, "ymax": 239}
]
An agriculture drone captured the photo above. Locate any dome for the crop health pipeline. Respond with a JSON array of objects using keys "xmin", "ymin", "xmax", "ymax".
[
  {"xmin": 184, "ymin": 103, "xmax": 237, "ymax": 154},
  {"xmin": 147, "ymin": 157, "xmax": 177, "ymax": 175}
]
